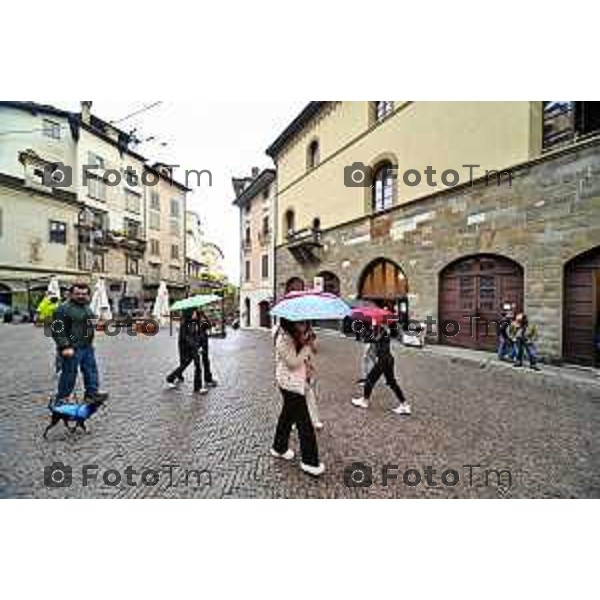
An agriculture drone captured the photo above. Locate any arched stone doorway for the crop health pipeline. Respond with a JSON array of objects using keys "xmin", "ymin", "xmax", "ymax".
[
  {"xmin": 564, "ymin": 246, "xmax": 600, "ymax": 365},
  {"xmin": 439, "ymin": 254, "xmax": 524, "ymax": 351},
  {"xmin": 358, "ymin": 258, "xmax": 409, "ymax": 327},
  {"xmin": 258, "ymin": 300, "xmax": 271, "ymax": 329},
  {"xmin": 317, "ymin": 271, "xmax": 340, "ymax": 295},
  {"xmin": 0, "ymin": 283, "xmax": 12, "ymax": 307},
  {"xmin": 285, "ymin": 277, "xmax": 304, "ymax": 293},
  {"xmin": 244, "ymin": 297, "xmax": 251, "ymax": 328}
]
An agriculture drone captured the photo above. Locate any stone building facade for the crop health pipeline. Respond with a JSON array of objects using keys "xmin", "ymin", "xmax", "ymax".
[{"xmin": 269, "ymin": 102, "xmax": 600, "ymax": 365}]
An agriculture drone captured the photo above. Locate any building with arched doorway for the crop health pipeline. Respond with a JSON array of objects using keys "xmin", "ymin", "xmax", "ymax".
[{"xmin": 269, "ymin": 101, "xmax": 600, "ymax": 363}]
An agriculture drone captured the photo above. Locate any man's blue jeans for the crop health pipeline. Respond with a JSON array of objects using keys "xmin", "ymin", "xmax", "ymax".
[{"xmin": 56, "ymin": 346, "xmax": 99, "ymax": 401}]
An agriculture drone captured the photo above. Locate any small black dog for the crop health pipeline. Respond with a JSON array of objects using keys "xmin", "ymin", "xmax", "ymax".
[{"xmin": 44, "ymin": 395, "xmax": 107, "ymax": 438}]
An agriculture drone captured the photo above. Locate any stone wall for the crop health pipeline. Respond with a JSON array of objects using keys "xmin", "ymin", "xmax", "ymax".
[{"xmin": 275, "ymin": 138, "xmax": 600, "ymax": 361}]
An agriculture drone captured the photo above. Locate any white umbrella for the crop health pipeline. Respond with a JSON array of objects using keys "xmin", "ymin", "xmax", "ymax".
[
  {"xmin": 91, "ymin": 277, "xmax": 112, "ymax": 321},
  {"xmin": 47, "ymin": 276, "xmax": 60, "ymax": 298},
  {"xmin": 152, "ymin": 281, "xmax": 170, "ymax": 325}
]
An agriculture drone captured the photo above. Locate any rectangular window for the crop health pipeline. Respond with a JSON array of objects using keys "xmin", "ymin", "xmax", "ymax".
[
  {"xmin": 171, "ymin": 244, "xmax": 179, "ymax": 260},
  {"xmin": 125, "ymin": 190, "xmax": 141, "ymax": 214},
  {"xmin": 124, "ymin": 218, "xmax": 142, "ymax": 240},
  {"xmin": 43, "ymin": 119, "xmax": 61, "ymax": 140},
  {"xmin": 126, "ymin": 255, "xmax": 139, "ymax": 275},
  {"xmin": 262, "ymin": 216, "xmax": 269, "ymax": 236},
  {"xmin": 261, "ymin": 254, "xmax": 269, "ymax": 279},
  {"xmin": 91, "ymin": 251, "xmax": 105, "ymax": 273},
  {"xmin": 88, "ymin": 177, "xmax": 106, "ymax": 201},
  {"xmin": 150, "ymin": 239, "xmax": 160, "ymax": 255},
  {"xmin": 150, "ymin": 191, "xmax": 161, "ymax": 211},
  {"xmin": 170, "ymin": 218, "xmax": 180, "ymax": 237},
  {"xmin": 245, "ymin": 226, "xmax": 251, "ymax": 245},
  {"xmin": 87, "ymin": 152, "xmax": 105, "ymax": 169},
  {"xmin": 170, "ymin": 198, "xmax": 180, "ymax": 217},
  {"xmin": 49, "ymin": 220, "xmax": 67, "ymax": 244},
  {"xmin": 245, "ymin": 260, "xmax": 251, "ymax": 282},
  {"xmin": 149, "ymin": 211, "xmax": 160, "ymax": 230}
]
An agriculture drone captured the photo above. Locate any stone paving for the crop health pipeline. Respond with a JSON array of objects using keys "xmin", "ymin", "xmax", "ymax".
[{"xmin": 1, "ymin": 323, "xmax": 599, "ymax": 498}]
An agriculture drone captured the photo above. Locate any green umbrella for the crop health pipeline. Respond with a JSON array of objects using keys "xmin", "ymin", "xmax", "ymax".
[{"xmin": 170, "ymin": 294, "xmax": 221, "ymax": 312}]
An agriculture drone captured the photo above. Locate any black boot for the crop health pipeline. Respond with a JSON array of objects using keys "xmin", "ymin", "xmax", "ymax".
[{"xmin": 85, "ymin": 391, "xmax": 108, "ymax": 403}]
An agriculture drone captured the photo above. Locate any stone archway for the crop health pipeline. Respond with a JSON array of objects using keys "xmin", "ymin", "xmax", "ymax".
[
  {"xmin": 285, "ymin": 277, "xmax": 304, "ymax": 293},
  {"xmin": 317, "ymin": 271, "xmax": 340, "ymax": 295}
]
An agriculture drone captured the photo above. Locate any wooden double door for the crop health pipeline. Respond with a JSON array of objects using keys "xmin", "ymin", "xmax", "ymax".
[
  {"xmin": 439, "ymin": 255, "xmax": 524, "ymax": 351},
  {"xmin": 564, "ymin": 247, "xmax": 600, "ymax": 365}
]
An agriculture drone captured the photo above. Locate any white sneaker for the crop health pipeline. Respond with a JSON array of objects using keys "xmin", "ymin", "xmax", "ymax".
[
  {"xmin": 194, "ymin": 388, "xmax": 209, "ymax": 395},
  {"xmin": 351, "ymin": 397, "xmax": 369, "ymax": 409},
  {"xmin": 270, "ymin": 448, "xmax": 295, "ymax": 460},
  {"xmin": 314, "ymin": 421, "xmax": 324, "ymax": 430},
  {"xmin": 301, "ymin": 462, "xmax": 325, "ymax": 477},
  {"xmin": 393, "ymin": 403, "xmax": 411, "ymax": 415},
  {"xmin": 166, "ymin": 382, "xmax": 177, "ymax": 390}
]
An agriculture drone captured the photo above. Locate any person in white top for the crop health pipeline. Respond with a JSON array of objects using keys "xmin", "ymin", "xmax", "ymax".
[{"xmin": 271, "ymin": 318, "xmax": 324, "ymax": 477}]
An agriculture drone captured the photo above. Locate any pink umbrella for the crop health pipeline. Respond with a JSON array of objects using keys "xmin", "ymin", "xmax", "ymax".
[{"xmin": 350, "ymin": 306, "xmax": 395, "ymax": 325}]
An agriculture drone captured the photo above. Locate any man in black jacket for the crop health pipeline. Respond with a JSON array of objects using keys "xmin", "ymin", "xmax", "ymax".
[{"xmin": 51, "ymin": 283, "xmax": 108, "ymax": 405}]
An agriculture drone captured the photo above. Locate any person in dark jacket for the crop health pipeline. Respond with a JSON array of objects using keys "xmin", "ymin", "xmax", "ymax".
[
  {"xmin": 166, "ymin": 309, "xmax": 212, "ymax": 393},
  {"xmin": 497, "ymin": 311, "xmax": 515, "ymax": 361},
  {"xmin": 351, "ymin": 323, "xmax": 411, "ymax": 414},
  {"xmin": 197, "ymin": 310, "xmax": 217, "ymax": 387},
  {"xmin": 51, "ymin": 283, "xmax": 108, "ymax": 405}
]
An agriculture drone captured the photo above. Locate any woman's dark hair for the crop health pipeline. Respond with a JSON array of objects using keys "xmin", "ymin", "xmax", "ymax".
[
  {"xmin": 277, "ymin": 317, "xmax": 304, "ymax": 352},
  {"xmin": 521, "ymin": 314, "xmax": 529, "ymax": 328}
]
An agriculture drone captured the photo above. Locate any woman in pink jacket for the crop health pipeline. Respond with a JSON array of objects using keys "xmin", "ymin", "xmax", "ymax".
[{"xmin": 271, "ymin": 318, "xmax": 324, "ymax": 477}]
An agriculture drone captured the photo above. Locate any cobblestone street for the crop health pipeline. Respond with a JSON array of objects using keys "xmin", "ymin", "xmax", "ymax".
[{"xmin": 1, "ymin": 323, "xmax": 599, "ymax": 498}]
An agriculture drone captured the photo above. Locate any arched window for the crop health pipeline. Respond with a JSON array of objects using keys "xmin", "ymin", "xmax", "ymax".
[
  {"xmin": 284, "ymin": 209, "xmax": 295, "ymax": 237},
  {"xmin": 374, "ymin": 101, "xmax": 394, "ymax": 121},
  {"xmin": 307, "ymin": 139, "xmax": 320, "ymax": 169},
  {"xmin": 372, "ymin": 162, "xmax": 395, "ymax": 212}
]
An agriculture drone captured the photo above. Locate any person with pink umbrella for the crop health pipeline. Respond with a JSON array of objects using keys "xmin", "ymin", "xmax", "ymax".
[{"xmin": 351, "ymin": 310, "xmax": 411, "ymax": 415}]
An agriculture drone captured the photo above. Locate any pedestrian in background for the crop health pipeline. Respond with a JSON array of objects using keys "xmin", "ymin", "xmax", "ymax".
[
  {"xmin": 304, "ymin": 323, "xmax": 323, "ymax": 430},
  {"xmin": 351, "ymin": 323, "xmax": 411, "ymax": 415},
  {"xmin": 166, "ymin": 309, "xmax": 212, "ymax": 394},
  {"xmin": 513, "ymin": 313, "xmax": 540, "ymax": 371},
  {"xmin": 497, "ymin": 310, "xmax": 515, "ymax": 362}
]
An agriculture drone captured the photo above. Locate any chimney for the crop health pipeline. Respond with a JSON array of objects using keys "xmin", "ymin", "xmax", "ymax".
[
  {"xmin": 81, "ymin": 101, "xmax": 93, "ymax": 124},
  {"xmin": 251, "ymin": 166, "xmax": 260, "ymax": 179}
]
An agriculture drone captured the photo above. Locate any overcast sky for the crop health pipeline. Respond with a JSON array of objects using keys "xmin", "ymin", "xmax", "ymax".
[{"xmin": 55, "ymin": 101, "xmax": 307, "ymax": 283}]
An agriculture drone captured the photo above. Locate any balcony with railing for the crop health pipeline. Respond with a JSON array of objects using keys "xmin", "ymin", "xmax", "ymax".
[{"xmin": 286, "ymin": 227, "xmax": 323, "ymax": 264}]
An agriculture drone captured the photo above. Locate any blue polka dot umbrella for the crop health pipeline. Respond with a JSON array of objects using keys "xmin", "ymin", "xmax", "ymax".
[{"xmin": 270, "ymin": 291, "xmax": 351, "ymax": 322}]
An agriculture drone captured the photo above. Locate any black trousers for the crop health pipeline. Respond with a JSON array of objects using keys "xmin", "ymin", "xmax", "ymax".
[
  {"xmin": 200, "ymin": 341, "xmax": 214, "ymax": 383},
  {"xmin": 273, "ymin": 388, "xmax": 319, "ymax": 467},
  {"xmin": 364, "ymin": 356, "xmax": 407, "ymax": 403},
  {"xmin": 168, "ymin": 348, "xmax": 203, "ymax": 391}
]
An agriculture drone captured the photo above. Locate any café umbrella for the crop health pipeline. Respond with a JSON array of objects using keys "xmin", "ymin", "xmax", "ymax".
[
  {"xmin": 170, "ymin": 294, "xmax": 221, "ymax": 312},
  {"xmin": 270, "ymin": 291, "xmax": 351, "ymax": 322}
]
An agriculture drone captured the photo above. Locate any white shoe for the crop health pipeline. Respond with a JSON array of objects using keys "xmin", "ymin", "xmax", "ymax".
[
  {"xmin": 314, "ymin": 421, "xmax": 324, "ymax": 430},
  {"xmin": 393, "ymin": 403, "xmax": 411, "ymax": 415},
  {"xmin": 301, "ymin": 462, "xmax": 325, "ymax": 477},
  {"xmin": 166, "ymin": 382, "xmax": 177, "ymax": 390},
  {"xmin": 270, "ymin": 448, "xmax": 295, "ymax": 460},
  {"xmin": 351, "ymin": 397, "xmax": 369, "ymax": 409},
  {"xmin": 194, "ymin": 388, "xmax": 209, "ymax": 395}
]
